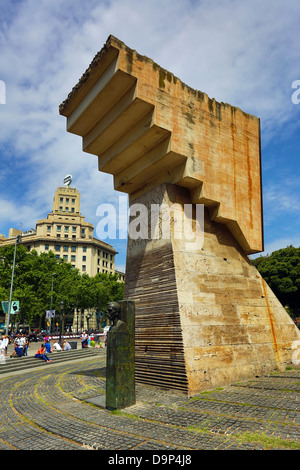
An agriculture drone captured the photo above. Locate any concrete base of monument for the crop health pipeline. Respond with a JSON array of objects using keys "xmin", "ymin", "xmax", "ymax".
[
  {"xmin": 124, "ymin": 183, "xmax": 300, "ymax": 395},
  {"xmin": 85, "ymin": 394, "xmax": 107, "ymax": 409},
  {"xmin": 85, "ymin": 393, "xmax": 135, "ymax": 411}
]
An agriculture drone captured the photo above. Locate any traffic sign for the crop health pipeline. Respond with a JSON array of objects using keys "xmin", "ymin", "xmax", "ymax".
[
  {"xmin": 11, "ymin": 301, "xmax": 19, "ymax": 314},
  {"xmin": 1, "ymin": 301, "xmax": 9, "ymax": 313},
  {"xmin": 1, "ymin": 301, "xmax": 19, "ymax": 314}
]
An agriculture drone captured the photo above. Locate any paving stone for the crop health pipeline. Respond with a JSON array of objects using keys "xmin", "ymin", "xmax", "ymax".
[{"xmin": 0, "ymin": 356, "xmax": 299, "ymax": 450}]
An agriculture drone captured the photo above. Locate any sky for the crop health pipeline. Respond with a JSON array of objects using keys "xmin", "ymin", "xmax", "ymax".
[{"xmin": 0, "ymin": 0, "xmax": 299, "ymax": 272}]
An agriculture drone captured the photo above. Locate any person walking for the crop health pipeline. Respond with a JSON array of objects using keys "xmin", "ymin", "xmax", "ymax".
[
  {"xmin": 81, "ymin": 331, "xmax": 88, "ymax": 348},
  {"xmin": 2, "ymin": 335, "xmax": 8, "ymax": 356},
  {"xmin": 23, "ymin": 335, "xmax": 30, "ymax": 356}
]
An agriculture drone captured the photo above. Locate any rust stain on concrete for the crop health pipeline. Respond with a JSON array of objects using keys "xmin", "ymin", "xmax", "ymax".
[
  {"xmin": 246, "ymin": 135, "xmax": 253, "ymax": 229},
  {"xmin": 261, "ymin": 277, "xmax": 280, "ymax": 366}
]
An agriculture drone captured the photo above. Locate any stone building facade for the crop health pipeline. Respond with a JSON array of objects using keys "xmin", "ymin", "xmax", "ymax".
[{"xmin": 0, "ymin": 185, "xmax": 117, "ymax": 276}]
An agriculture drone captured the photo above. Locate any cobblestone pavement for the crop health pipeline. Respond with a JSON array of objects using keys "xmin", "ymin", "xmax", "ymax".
[{"xmin": 0, "ymin": 350, "xmax": 299, "ymax": 451}]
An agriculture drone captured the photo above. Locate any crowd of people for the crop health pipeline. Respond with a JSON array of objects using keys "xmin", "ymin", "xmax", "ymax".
[{"xmin": 0, "ymin": 330, "xmax": 106, "ymax": 364}]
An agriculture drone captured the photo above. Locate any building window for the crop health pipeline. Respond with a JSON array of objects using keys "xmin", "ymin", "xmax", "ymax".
[
  {"xmin": 59, "ymin": 206, "xmax": 63, "ymax": 211},
  {"xmin": 57, "ymin": 225, "xmax": 61, "ymax": 232},
  {"xmin": 47, "ymin": 226, "xmax": 51, "ymax": 232},
  {"xmin": 82, "ymin": 256, "xmax": 86, "ymax": 261},
  {"xmin": 71, "ymin": 207, "xmax": 75, "ymax": 213},
  {"xmin": 65, "ymin": 207, "xmax": 69, "ymax": 212},
  {"xmin": 82, "ymin": 265, "xmax": 86, "ymax": 271},
  {"xmin": 72, "ymin": 198, "xmax": 75, "ymax": 204},
  {"xmin": 55, "ymin": 245, "xmax": 60, "ymax": 251},
  {"xmin": 60, "ymin": 197, "xmax": 63, "ymax": 203},
  {"xmin": 63, "ymin": 246, "xmax": 68, "ymax": 252},
  {"xmin": 65, "ymin": 226, "xmax": 69, "ymax": 232},
  {"xmin": 45, "ymin": 244, "xmax": 49, "ymax": 250},
  {"xmin": 56, "ymin": 255, "xmax": 60, "ymax": 260},
  {"xmin": 72, "ymin": 226, "xmax": 76, "ymax": 233},
  {"xmin": 71, "ymin": 246, "xmax": 76, "ymax": 252},
  {"xmin": 63, "ymin": 255, "xmax": 68, "ymax": 261},
  {"xmin": 66, "ymin": 198, "xmax": 69, "ymax": 203},
  {"xmin": 83, "ymin": 246, "xmax": 87, "ymax": 252},
  {"xmin": 71, "ymin": 255, "xmax": 76, "ymax": 262}
]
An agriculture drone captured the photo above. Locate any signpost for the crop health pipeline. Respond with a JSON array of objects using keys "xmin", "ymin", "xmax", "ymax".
[{"xmin": 5, "ymin": 235, "xmax": 22, "ymax": 334}]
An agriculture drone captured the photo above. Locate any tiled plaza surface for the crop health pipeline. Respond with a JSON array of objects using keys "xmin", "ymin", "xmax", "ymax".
[{"xmin": 0, "ymin": 350, "xmax": 299, "ymax": 451}]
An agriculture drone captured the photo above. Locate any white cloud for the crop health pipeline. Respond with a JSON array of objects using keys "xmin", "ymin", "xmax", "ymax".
[{"xmin": 0, "ymin": 0, "xmax": 299, "ymax": 265}]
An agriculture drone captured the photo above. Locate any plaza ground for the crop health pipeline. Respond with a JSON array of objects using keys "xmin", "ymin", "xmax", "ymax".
[{"xmin": 0, "ymin": 347, "xmax": 299, "ymax": 452}]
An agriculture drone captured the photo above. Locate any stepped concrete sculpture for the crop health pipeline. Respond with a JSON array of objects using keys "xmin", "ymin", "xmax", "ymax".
[{"xmin": 60, "ymin": 35, "xmax": 300, "ymax": 395}]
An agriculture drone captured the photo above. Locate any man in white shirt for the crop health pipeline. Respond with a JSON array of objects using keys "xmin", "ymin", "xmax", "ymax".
[{"xmin": 52, "ymin": 340, "xmax": 62, "ymax": 351}]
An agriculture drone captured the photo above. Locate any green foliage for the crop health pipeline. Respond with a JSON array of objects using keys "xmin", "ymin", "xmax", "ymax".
[
  {"xmin": 252, "ymin": 245, "xmax": 300, "ymax": 314},
  {"xmin": 0, "ymin": 245, "xmax": 124, "ymax": 328}
]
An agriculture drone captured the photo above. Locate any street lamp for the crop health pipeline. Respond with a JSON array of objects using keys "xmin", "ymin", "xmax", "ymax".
[
  {"xmin": 5, "ymin": 235, "xmax": 22, "ymax": 335},
  {"xmin": 49, "ymin": 273, "xmax": 56, "ymax": 334},
  {"xmin": 59, "ymin": 300, "xmax": 64, "ymax": 346}
]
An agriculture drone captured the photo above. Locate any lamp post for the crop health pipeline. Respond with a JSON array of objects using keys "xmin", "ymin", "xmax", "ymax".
[
  {"xmin": 49, "ymin": 273, "xmax": 56, "ymax": 334},
  {"xmin": 5, "ymin": 235, "xmax": 22, "ymax": 335},
  {"xmin": 59, "ymin": 300, "xmax": 64, "ymax": 346}
]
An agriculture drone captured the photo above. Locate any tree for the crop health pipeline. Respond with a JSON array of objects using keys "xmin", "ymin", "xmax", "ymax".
[
  {"xmin": 0, "ymin": 245, "xmax": 124, "ymax": 330},
  {"xmin": 252, "ymin": 245, "xmax": 300, "ymax": 316}
]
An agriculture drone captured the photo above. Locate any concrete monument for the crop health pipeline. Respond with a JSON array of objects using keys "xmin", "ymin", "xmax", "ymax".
[{"xmin": 60, "ymin": 36, "xmax": 300, "ymax": 395}]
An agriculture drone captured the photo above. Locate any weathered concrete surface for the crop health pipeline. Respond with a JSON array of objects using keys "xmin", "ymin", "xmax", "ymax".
[
  {"xmin": 124, "ymin": 183, "xmax": 300, "ymax": 394},
  {"xmin": 59, "ymin": 36, "xmax": 300, "ymax": 395},
  {"xmin": 60, "ymin": 35, "xmax": 262, "ymax": 254}
]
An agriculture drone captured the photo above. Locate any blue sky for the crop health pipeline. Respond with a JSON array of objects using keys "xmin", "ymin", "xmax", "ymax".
[{"xmin": 0, "ymin": 0, "xmax": 299, "ymax": 272}]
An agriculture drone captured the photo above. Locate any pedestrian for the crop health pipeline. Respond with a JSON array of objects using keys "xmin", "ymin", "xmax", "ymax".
[
  {"xmin": 34, "ymin": 344, "xmax": 52, "ymax": 363},
  {"xmin": 3, "ymin": 335, "xmax": 8, "ymax": 356},
  {"xmin": 44, "ymin": 340, "xmax": 52, "ymax": 354},
  {"xmin": 0, "ymin": 336, "xmax": 4, "ymax": 361},
  {"xmin": 52, "ymin": 340, "xmax": 62, "ymax": 351},
  {"xmin": 81, "ymin": 331, "xmax": 88, "ymax": 348},
  {"xmin": 23, "ymin": 335, "xmax": 30, "ymax": 356},
  {"xmin": 19, "ymin": 334, "xmax": 26, "ymax": 355},
  {"xmin": 10, "ymin": 344, "xmax": 23, "ymax": 357},
  {"xmin": 62, "ymin": 340, "xmax": 71, "ymax": 351}
]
